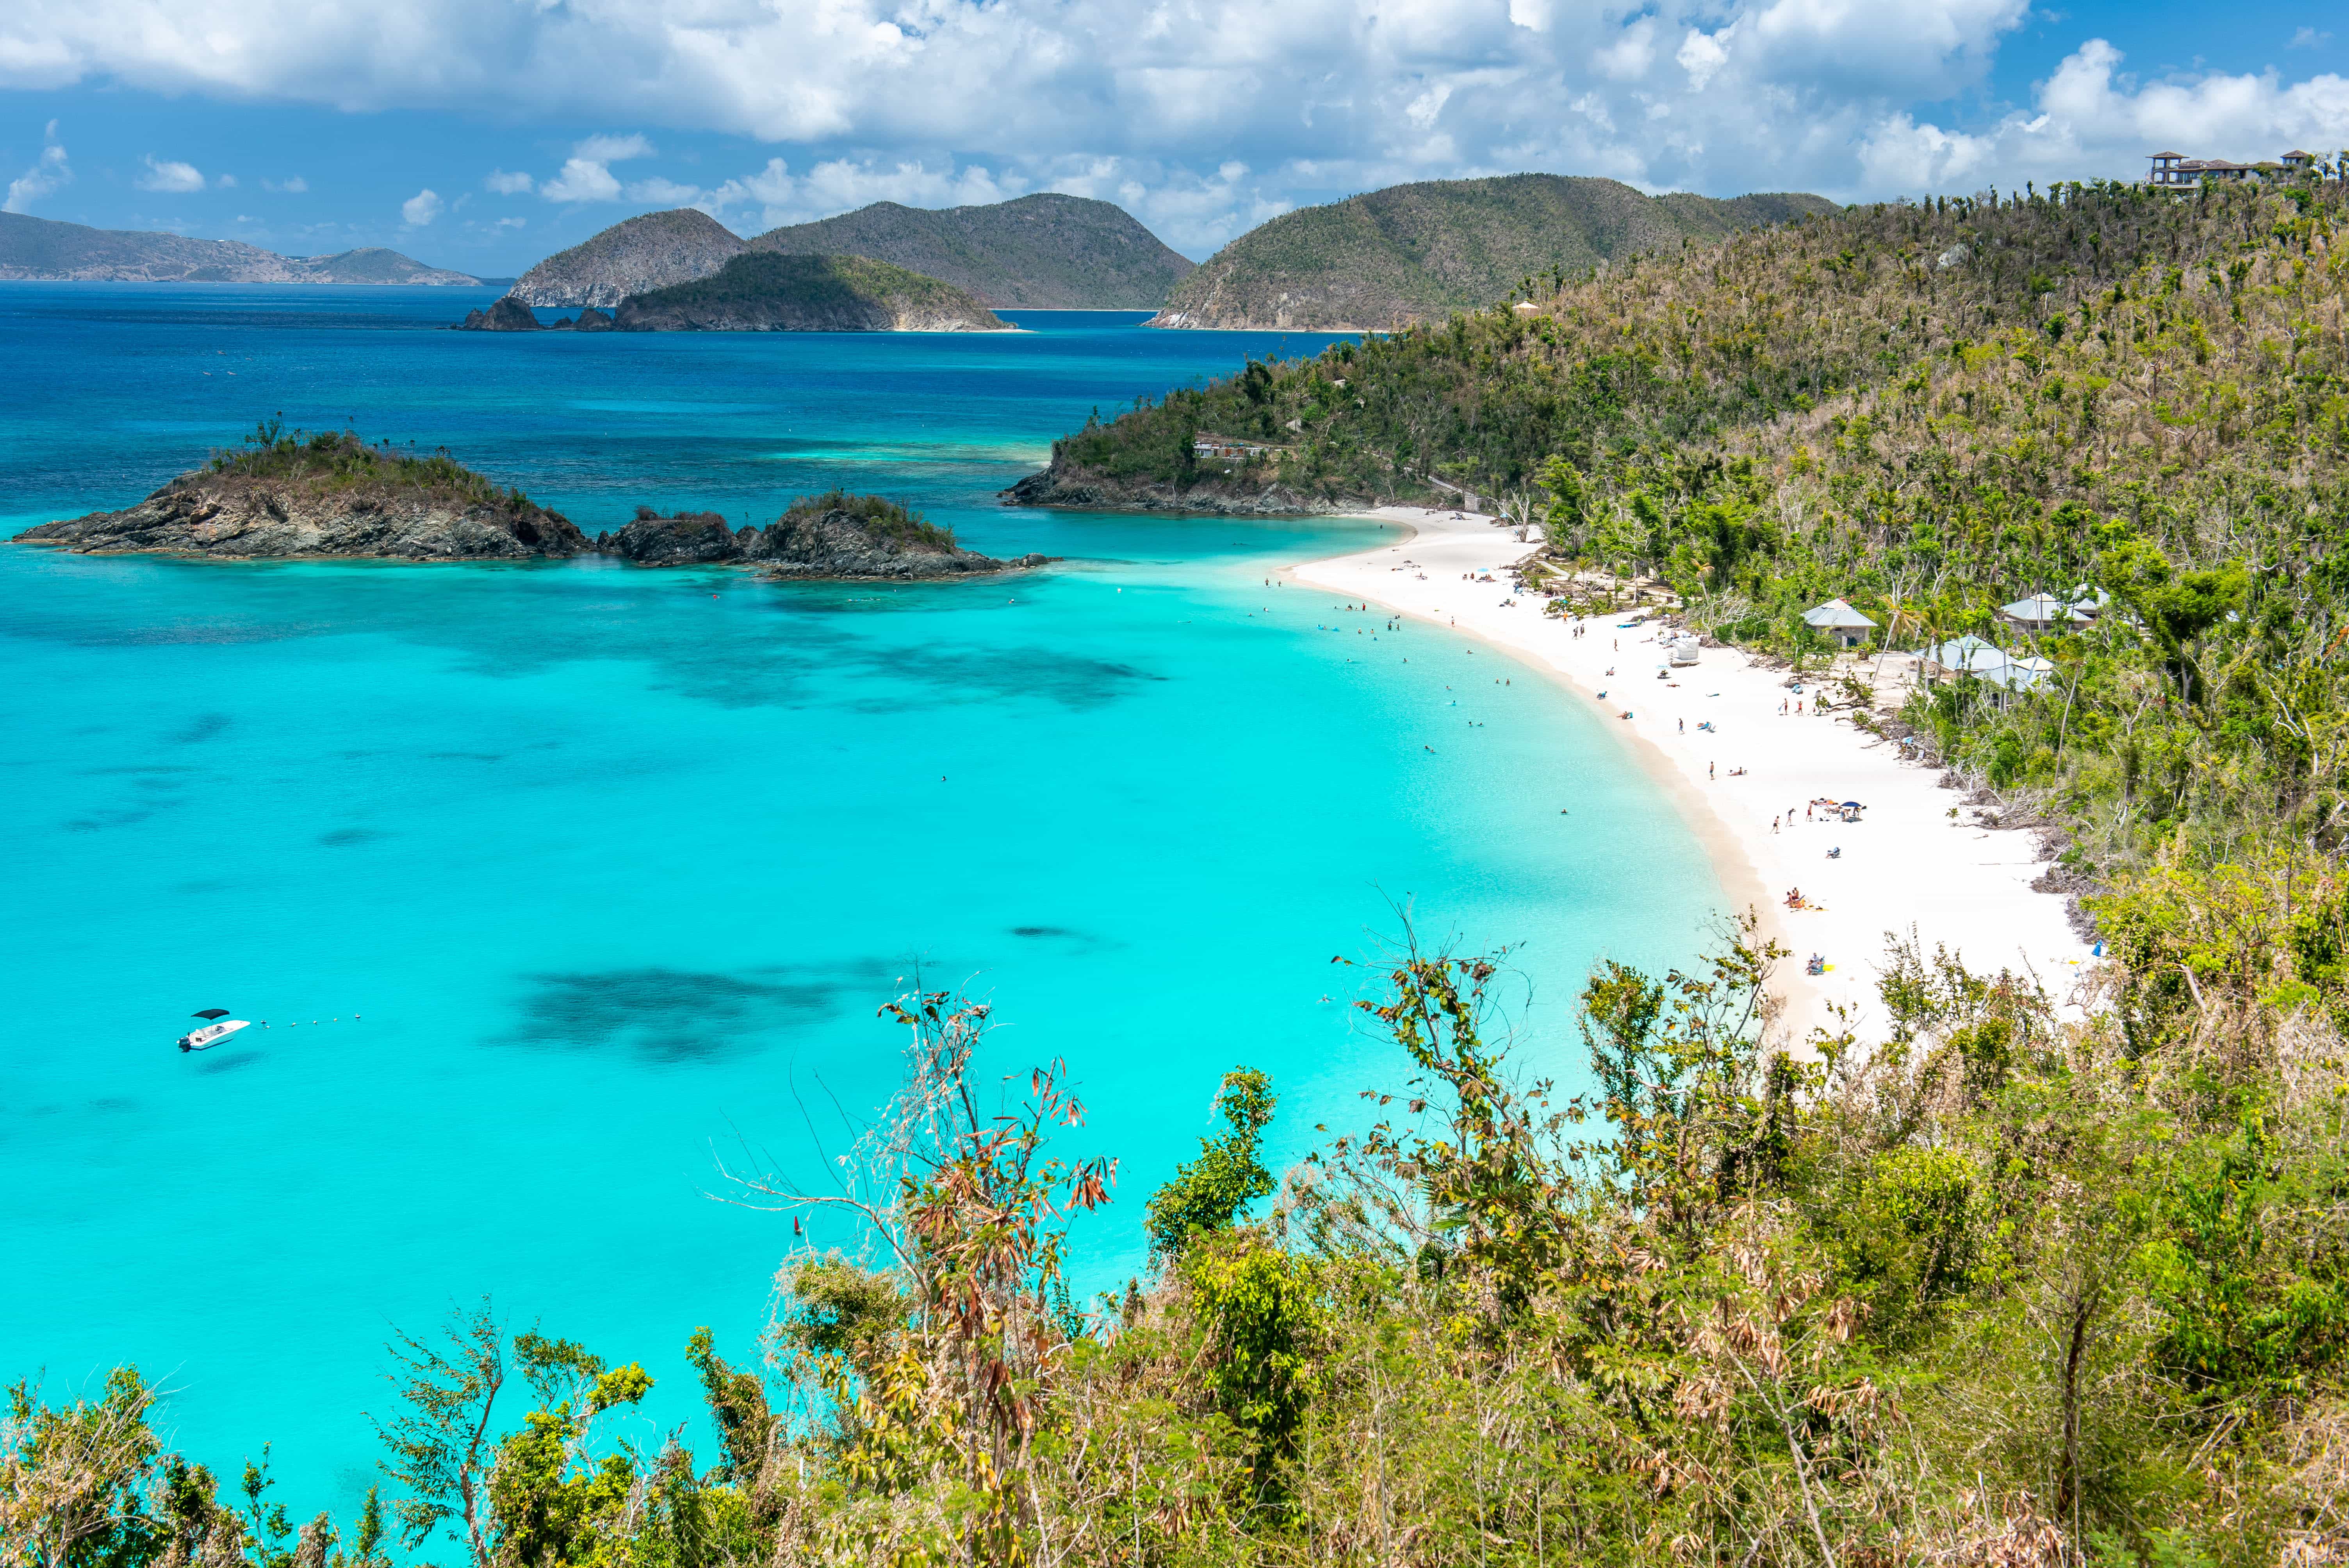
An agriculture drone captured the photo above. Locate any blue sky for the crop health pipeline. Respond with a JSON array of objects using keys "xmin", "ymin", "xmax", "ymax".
[{"xmin": 3, "ymin": 0, "xmax": 2344, "ymax": 275}]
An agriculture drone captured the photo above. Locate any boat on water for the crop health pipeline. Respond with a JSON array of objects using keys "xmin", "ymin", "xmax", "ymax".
[{"xmin": 178, "ymin": 1009, "xmax": 251, "ymax": 1052}]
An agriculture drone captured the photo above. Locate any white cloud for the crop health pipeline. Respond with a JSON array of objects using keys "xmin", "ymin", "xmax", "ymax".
[
  {"xmin": 1594, "ymin": 18, "xmax": 1658, "ymax": 81},
  {"xmin": 215, "ymin": 171, "xmax": 236, "ymax": 187},
  {"xmin": 401, "ymin": 187, "xmax": 442, "ymax": 225},
  {"xmin": 4, "ymin": 120, "xmax": 70, "ymax": 212},
  {"xmin": 263, "ymin": 174, "xmax": 305, "ymax": 192},
  {"xmin": 574, "ymin": 133, "xmax": 653, "ymax": 162},
  {"xmin": 624, "ymin": 176, "xmax": 703, "ymax": 204},
  {"xmin": 0, "ymin": 0, "xmax": 2342, "ymax": 223},
  {"xmin": 542, "ymin": 157, "xmax": 622, "ymax": 202},
  {"xmin": 1677, "ymin": 27, "xmax": 1732, "ymax": 90},
  {"xmin": 2290, "ymin": 27, "xmax": 2329, "ymax": 50},
  {"xmin": 135, "ymin": 154, "xmax": 205, "ymax": 193}
]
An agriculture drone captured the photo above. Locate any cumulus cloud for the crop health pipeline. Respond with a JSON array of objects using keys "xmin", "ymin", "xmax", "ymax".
[
  {"xmin": 542, "ymin": 157, "xmax": 621, "ymax": 201},
  {"xmin": 401, "ymin": 187, "xmax": 442, "ymax": 225},
  {"xmin": 4, "ymin": 119, "xmax": 70, "ymax": 212},
  {"xmin": 264, "ymin": 175, "xmax": 306, "ymax": 192},
  {"xmin": 135, "ymin": 154, "xmax": 205, "ymax": 192},
  {"xmin": 484, "ymin": 168, "xmax": 532, "ymax": 194},
  {"xmin": 215, "ymin": 171, "xmax": 236, "ymax": 187},
  {"xmin": 0, "ymin": 0, "xmax": 2344, "ymax": 228}
]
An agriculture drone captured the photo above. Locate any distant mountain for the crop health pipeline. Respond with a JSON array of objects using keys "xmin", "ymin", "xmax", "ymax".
[
  {"xmin": 611, "ymin": 253, "xmax": 1010, "ymax": 332},
  {"xmin": 749, "ymin": 194, "xmax": 1193, "ymax": 308},
  {"xmin": 1149, "ymin": 175, "xmax": 1838, "ymax": 330},
  {"xmin": 508, "ymin": 209, "xmax": 747, "ymax": 308},
  {"xmin": 0, "ymin": 214, "xmax": 478, "ymax": 284}
]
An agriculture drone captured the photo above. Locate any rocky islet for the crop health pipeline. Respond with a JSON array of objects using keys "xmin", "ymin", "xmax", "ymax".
[{"xmin": 13, "ymin": 444, "xmax": 1050, "ymax": 580}]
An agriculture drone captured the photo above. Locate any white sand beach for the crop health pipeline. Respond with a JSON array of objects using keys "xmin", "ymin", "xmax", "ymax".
[{"xmin": 1294, "ymin": 506, "xmax": 2092, "ymax": 1044}]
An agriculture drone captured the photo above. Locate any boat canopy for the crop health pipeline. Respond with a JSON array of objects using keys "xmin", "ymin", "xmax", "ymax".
[{"xmin": 192, "ymin": 1008, "xmax": 230, "ymax": 1019}]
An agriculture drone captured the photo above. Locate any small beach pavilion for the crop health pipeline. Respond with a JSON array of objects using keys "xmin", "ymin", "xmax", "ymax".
[{"xmin": 1802, "ymin": 598, "xmax": 1877, "ymax": 648}]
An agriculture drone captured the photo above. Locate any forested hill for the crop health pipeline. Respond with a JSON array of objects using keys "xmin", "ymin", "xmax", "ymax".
[
  {"xmin": 751, "ymin": 193, "xmax": 1194, "ymax": 308},
  {"xmin": 1148, "ymin": 174, "xmax": 1835, "ymax": 329}
]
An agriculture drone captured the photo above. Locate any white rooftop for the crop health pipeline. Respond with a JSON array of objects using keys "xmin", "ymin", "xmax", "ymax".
[{"xmin": 1802, "ymin": 597, "xmax": 1877, "ymax": 629}]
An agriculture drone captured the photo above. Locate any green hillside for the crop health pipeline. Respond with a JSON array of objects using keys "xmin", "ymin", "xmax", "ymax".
[
  {"xmin": 750, "ymin": 192, "xmax": 1194, "ymax": 308},
  {"xmin": 611, "ymin": 251, "xmax": 1009, "ymax": 331},
  {"xmin": 1151, "ymin": 173, "xmax": 1835, "ymax": 329}
]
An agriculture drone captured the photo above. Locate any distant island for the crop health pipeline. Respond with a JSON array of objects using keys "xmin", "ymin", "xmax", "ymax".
[
  {"xmin": 1148, "ymin": 174, "xmax": 1836, "ymax": 330},
  {"xmin": 508, "ymin": 208, "xmax": 747, "ymax": 309},
  {"xmin": 752, "ymin": 194, "xmax": 1193, "ymax": 308},
  {"xmin": 12, "ymin": 428, "xmax": 1047, "ymax": 576},
  {"xmin": 0, "ymin": 212, "xmax": 479, "ymax": 285},
  {"xmin": 507, "ymin": 194, "xmax": 1192, "ymax": 311},
  {"xmin": 460, "ymin": 253, "xmax": 1011, "ymax": 333}
]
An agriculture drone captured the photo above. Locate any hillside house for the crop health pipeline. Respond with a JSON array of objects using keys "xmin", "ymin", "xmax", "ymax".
[{"xmin": 2148, "ymin": 150, "xmax": 2323, "ymax": 188}]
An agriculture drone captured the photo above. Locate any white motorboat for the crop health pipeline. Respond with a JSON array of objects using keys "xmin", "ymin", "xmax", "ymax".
[{"xmin": 178, "ymin": 1010, "xmax": 251, "ymax": 1052}]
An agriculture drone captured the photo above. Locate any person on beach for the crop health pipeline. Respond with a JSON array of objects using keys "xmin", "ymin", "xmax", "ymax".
[{"xmin": 1709, "ymin": 761, "xmax": 1716, "ymax": 779}]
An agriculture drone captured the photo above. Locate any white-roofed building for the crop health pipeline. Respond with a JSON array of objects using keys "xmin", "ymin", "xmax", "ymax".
[
  {"xmin": 2000, "ymin": 592, "xmax": 2093, "ymax": 633},
  {"xmin": 1925, "ymin": 636, "xmax": 2052, "ymax": 705},
  {"xmin": 1802, "ymin": 597, "xmax": 1878, "ymax": 648}
]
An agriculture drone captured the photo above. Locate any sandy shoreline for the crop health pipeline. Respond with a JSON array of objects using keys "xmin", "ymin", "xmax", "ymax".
[{"xmin": 1292, "ymin": 506, "xmax": 2091, "ymax": 1045}]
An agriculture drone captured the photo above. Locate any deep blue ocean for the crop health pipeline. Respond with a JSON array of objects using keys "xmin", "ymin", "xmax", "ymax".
[{"xmin": 0, "ymin": 285, "xmax": 1719, "ymax": 1516}]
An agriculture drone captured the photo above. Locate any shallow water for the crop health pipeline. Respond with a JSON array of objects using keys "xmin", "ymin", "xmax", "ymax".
[{"xmin": 0, "ymin": 287, "xmax": 1721, "ymax": 1514}]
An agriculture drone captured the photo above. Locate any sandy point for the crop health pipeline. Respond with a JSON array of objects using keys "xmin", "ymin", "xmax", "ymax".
[{"xmin": 1291, "ymin": 505, "xmax": 2092, "ymax": 1047}]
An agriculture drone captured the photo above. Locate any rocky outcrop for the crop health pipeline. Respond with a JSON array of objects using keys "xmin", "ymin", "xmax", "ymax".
[
  {"xmin": 592, "ymin": 496, "xmax": 1051, "ymax": 579},
  {"xmin": 549, "ymin": 308, "xmax": 615, "ymax": 332},
  {"xmin": 596, "ymin": 509, "xmax": 746, "ymax": 565},
  {"xmin": 509, "ymin": 210, "xmax": 748, "ymax": 309},
  {"xmin": 12, "ymin": 438, "xmax": 589, "ymax": 560},
  {"xmin": 1001, "ymin": 460, "xmax": 1370, "ymax": 517},
  {"xmin": 455, "ymin": 296, "xmax": 543, "ymax": 331}
]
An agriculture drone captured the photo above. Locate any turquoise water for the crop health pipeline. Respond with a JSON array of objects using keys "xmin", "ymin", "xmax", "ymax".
[{"xmin": 0, "ymin": 286, "xmax": 1720, "ymax": 1516}]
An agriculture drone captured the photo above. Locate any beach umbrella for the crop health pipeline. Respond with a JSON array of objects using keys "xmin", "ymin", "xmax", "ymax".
[{"xmin": 191, "ymin": 1008, "xmax": 231, "ymax": 1019}]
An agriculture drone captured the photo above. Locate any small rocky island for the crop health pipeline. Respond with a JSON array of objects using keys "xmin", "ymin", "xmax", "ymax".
[
  {"xmin": 12, "ymin": 424, "xmax": 590, "ymax": 559},
  {"xmin": 11, "ymin": 433, "xmax": 1050, "ymax": 580},
  {"xmin": 601, "ymin": 493, "xmax": 1052, "ymax": 579},
  {"xmin": 455, "ymin": 253, "xmax": 1011, "ymax": 333}
]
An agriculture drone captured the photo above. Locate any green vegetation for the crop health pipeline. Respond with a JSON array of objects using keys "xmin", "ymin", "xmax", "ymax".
[
  {"xmin": 618, "ymin": 253, "xmax": 1007, "ymax": 329},
  {"xmin": 14, "ymin": 909, "xmax": 2349, "ymax": 1565},
  {"xmin": 206, "ymin": 419, "xmax": 545, "ymax": 515},
  {"xmin": 1154, "ymin": 174, "xmax": 1834, "ymax": 329},
  {"xmin": 752, "ymin": 193, "xmax": 1195, "ymax": 309},
  {"xmin": 780, "ymin": 489, "xmax": 958, "ymax": 550}
]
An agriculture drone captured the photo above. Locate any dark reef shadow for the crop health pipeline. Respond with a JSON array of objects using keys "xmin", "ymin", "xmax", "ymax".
[{"xmin": 501, "ymin": 960, "xmax": 899, "ymax": 1065}]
